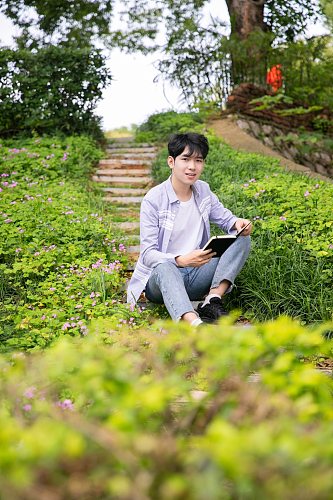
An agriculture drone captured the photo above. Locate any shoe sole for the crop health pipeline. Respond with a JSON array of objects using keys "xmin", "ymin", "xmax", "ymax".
[
  {"xmin": 198, "ymin": 312, "xmax": 229, "ymax": 324},
  {"xmin": 199, "ymin": 316, "xmax": 218, "ymax": 324}
]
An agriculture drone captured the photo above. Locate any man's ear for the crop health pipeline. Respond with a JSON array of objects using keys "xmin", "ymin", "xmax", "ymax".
[{"xmin": 167, "ymin": 156, "xmax": 174, "ymax": 169}]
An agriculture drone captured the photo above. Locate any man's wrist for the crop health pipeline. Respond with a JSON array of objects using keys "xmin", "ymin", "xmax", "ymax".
[{"xmin": 175, "ymin": 255, "xmax": 184, "ymax": 267}]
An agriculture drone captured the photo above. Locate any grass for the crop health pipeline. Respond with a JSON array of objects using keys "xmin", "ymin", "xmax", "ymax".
[
  {"xmin": 0, "ymin": 125, "xmax": 333, "ymax": 499},
  {"xmin": 151, "ymin": 134, "xmax": 333, "ymax": 323}
]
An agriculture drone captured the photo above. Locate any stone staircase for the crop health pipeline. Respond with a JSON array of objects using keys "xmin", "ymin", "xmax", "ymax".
[{"xmin": 93, "ymin": 138, "xmax": 158, "ymax": 263}]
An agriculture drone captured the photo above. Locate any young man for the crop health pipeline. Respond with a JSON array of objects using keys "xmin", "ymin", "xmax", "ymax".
[{"xmin": 127, "ymin": 132, "xmax": 252, "ymax": 326}]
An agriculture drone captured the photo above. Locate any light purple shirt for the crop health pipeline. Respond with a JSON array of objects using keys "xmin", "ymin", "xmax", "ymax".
[{"xmin": 126, "ymin": 177, "xmax": 238, "ymax": 304}]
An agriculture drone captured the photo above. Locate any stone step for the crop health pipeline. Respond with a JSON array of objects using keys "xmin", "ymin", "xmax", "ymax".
[
  {"xmin": 127, "ymin": 245, "xmax": 140, "ymax": 255},
  {"xmin": 106, "ymin": 152, "xmax": 157, "ymax": 159},
  {"xmin": 115, "ymin": 221, "xmax": 140, "ymax": 231},
  {"xmin": 125, "ymin": 262, "xmax": 136, "ymax": 271},
  {"xmin": 112, "ymin": 206, "xmax": 141, "ymax": 214},
  {"xmin": 122, "ymin": 234, "xmax": 140, "ymax": 243},
  {"xmin": 96, "ymin": 168, "xmax": 151, "ymax": 176},
  {"xmin": 92, "ymin": 175, "xmax": 152, "ymax": 186},
  {"xmin": 104, "ymin": 196, "xmax": 143, "ymax": 204},
  {"xmin": 101, "ymin": 187, "xmax": 147, "ymax": 196},
  {"xmin": 106, "ymin": 147, "xmax": 157, "ymax": 154},
  {"xmin": 107, "ymin": 142, "xmax": 154, "ymax": 149},
  {"xmin": 99, "ymin": 159, "xmax": 150, "ymax": 167},
  {"xmin": 107, "ymin": 137, "xmax": 134, "ymax": 144}
]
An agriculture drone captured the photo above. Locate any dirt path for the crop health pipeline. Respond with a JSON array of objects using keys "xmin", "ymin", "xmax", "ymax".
[{"xmin": 209, "ymin": 118, "xmax": 331, "ymax": 183}]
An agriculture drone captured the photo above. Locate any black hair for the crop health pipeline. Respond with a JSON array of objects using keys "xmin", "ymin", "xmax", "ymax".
[{"xmin": 168, "ymin": 132, "xmax": 209, "ymax": 160}]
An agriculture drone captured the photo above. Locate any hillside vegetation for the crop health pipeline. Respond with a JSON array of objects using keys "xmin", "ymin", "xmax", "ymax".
[{"xmin": 0, "ymin": 112, "xmax": 332, "ymax": 498}]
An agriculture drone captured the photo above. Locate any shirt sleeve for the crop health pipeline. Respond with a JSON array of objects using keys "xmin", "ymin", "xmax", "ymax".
[
  {"xmin": 209, "ymin": 190, "xmax": 238, "ymax": 234},
  {"xmin": 140, "ymin": 197, "xmax": 179, "ymax": 268}
]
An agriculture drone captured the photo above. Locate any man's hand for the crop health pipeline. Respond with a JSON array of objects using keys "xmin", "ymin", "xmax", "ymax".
[
  {"xmin": 176, "ymin": 249, "xmax": 215, "ymax": 268},
  {"xmin": 234, "ymin": 218, "xmax": 253, "ymax": 236}
]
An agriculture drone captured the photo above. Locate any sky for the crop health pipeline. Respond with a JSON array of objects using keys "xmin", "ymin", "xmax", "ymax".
[
  {"xmin": 95, "ymin": 49, "xmax": 184, "ymax": 131},
  {"xmin": 0, "ymin": 12, "xmax": 190, "ymax": 131},
  {"xmin": 0, "ymin": 4, "xmax": 328, "ymax": 131},
  {"xmin": 0, "ymin": 1, "xmax": 229, "ymax": 131}
]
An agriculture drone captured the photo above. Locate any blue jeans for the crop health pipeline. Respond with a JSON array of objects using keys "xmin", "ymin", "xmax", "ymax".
[{"xmin": 145, "ymin": 236, "xmax": 251, "ymax": 320}]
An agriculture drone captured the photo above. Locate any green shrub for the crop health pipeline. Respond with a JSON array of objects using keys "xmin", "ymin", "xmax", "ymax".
[
  {"xmin": 0, "ymin": 45, "xmax": 111, "ymax": 139},
  {"xmin": 207, "ymin": 141, "xmax": 333, "ymax": 322},
  {"xmin": 0, "ymin": 136, "xmax": 148, "ymax": 351},
  {"xmin": 151, "ymin": 135, "xmax": 333, "ymax": 322},
  {"xmin": 1, "ymin": 120, "xmax": 333, "ymax": 500},
  {"xmin": 135, "ymin": 111, "xmax": 206, "ymax": 144},
  {"xmin": 0, "ymin": 317, "xmax": 332, "ymax": 498},
  {"xmin": 276, "ymin": 36, "xmax": 333, "ymax": 110}
]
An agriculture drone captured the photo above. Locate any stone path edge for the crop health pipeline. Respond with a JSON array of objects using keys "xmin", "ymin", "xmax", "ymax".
[{"xmin": 209, "ymin": 117, "xmax": 332, "ymax": 183}]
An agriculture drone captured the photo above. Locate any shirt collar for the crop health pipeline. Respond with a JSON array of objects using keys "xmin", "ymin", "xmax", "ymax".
[{"xmin": 166, "ymin": 176, "xmax": 199, "ymax": 203}]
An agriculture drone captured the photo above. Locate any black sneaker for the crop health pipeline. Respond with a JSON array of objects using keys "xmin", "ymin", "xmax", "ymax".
[{"xmin": 196, "ymin": 297, "xmax": 228, "ymax": 323}]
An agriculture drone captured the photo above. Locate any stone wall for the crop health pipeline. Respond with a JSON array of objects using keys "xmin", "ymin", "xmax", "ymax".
[
  {"xmin": 236, "ymin": 117, "xmax": 333, "ymax": 178},
  {"xmin": 225, "ymin": 83, "xmax": 332, "ymax": 178}
]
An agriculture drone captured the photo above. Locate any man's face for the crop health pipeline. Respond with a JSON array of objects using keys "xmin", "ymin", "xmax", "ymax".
[{"xmin": 167, "ymin": 146, "xmax": 204, "ymax": 187}]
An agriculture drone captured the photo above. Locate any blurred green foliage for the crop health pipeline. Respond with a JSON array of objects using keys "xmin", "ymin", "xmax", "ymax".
[
  {"xmin": 0, "ymin": 316, "xmax": 332, "ymax": 498},
  {"xmin": 0, "ymin": 110, "xmax": 332, "ymax": 500}
]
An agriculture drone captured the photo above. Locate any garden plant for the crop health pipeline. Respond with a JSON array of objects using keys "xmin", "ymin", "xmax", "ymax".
[
  {"xmin": 0, "ymin": 110, "xmax": 332, "ymax": 498},
  {"xmin": 151, "ymin": 129, "xmax": 333, "ymax": 324},
  {"xmin": 0, "ymin": 135, "xmax": 149, "ymax": 352}
]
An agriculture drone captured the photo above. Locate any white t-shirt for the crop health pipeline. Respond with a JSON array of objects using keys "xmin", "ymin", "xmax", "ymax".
[{"xmin": 166, "ymin": 194, "xmax": 204, "ymax": 255}]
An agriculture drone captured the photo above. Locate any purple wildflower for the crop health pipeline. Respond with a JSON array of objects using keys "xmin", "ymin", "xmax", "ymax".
[
  {"xmin": 57, "ymin": 399, "xmax": 74, "ymax": 410},
  {"xmin": 24, "ymin": 387, "xmax": 36, "ymax": 399},
  {"xmin": 80, "ymin": 325, "xmax": 88, "ymax": 335}
]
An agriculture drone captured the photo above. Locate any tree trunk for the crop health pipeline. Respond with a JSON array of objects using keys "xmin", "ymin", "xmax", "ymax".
[{"xmin": 225, "ymin": 0, "xmax": 266, "ymax": 39}]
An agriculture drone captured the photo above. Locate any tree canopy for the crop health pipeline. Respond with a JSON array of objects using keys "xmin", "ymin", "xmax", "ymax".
[
  {"xmin": 0, "ymin": 0, "xmax": 330, "ymax": 114},
  {"xmin": 0, "ymin": 0, "xmax": 325, "ymax": 49},
  {"xmin": 0, "ymin": 0, "xmax": 113, "ymax": 47},
  {"xmin": 320, "ymin": 0, "xmax": 333, "ymax": 28}
]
